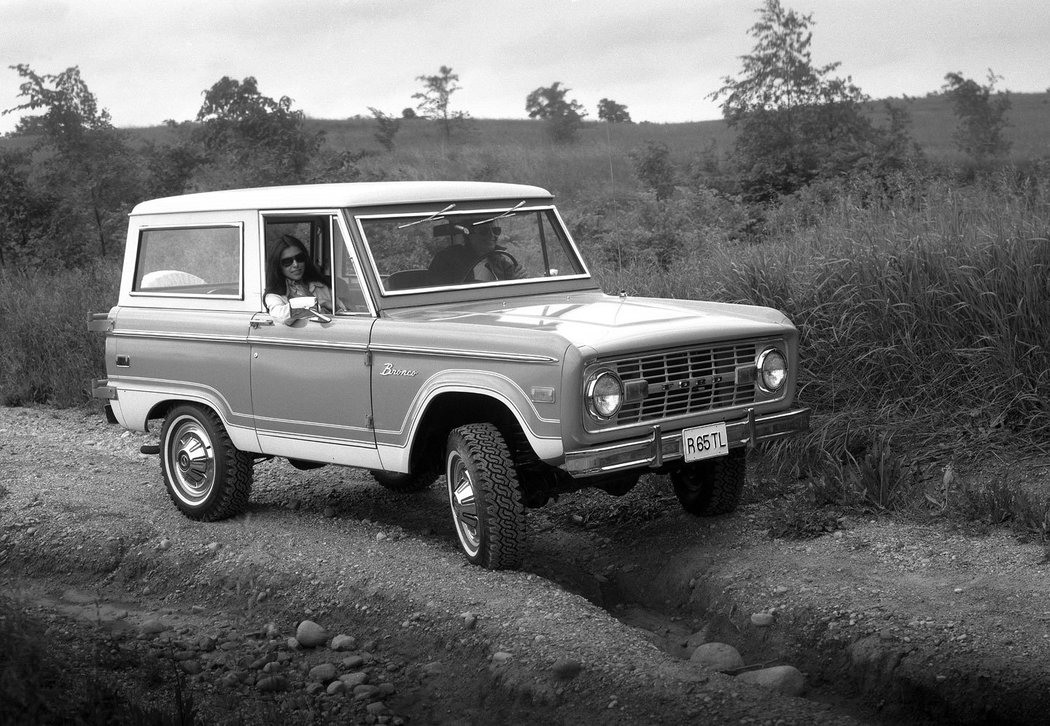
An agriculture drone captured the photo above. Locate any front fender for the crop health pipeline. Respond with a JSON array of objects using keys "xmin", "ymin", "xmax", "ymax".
[{"xmin": 374, "ymin": 368, "xmax": 564, "ymax": 472}]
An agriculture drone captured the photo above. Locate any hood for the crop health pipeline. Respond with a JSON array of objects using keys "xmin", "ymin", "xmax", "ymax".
[{"xmin": 384, "ymin": 291, "xmax": 795, "ymax": 355}]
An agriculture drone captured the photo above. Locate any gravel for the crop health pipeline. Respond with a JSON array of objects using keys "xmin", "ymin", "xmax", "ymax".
[{"xmin": 3, "ymin": 404, "xmax": 1050, "ymax": 724}]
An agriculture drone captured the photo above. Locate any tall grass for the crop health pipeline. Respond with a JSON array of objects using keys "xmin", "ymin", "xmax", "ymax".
[
  {"xmin": 0, "ymin": 259, "xmax": 119, "ymax": 407},
  {"xmin": 595, "ymin": 170, "xmax": 1050, "ymax": 480}
]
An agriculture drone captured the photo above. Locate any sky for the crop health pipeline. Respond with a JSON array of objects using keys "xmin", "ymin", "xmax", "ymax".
[{"xmin": 2, "ymin": 0, "xmax": 1048, "ymax": 134}]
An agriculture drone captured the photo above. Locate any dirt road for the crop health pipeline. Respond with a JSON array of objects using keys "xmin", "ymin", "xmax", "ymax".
[{"xmin": 2, "ymin": 405, "xmax": 1048, "ymax": 724}]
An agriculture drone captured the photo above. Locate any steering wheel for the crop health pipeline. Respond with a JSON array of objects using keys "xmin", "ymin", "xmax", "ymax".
[{"xmin": 460, "ymin": 250, "xmax": 522, "ymax": 283}]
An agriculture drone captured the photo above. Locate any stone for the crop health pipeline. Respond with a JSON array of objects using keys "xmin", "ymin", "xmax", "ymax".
[
  {"xmin": 331, "ymin": 634, "xmax": 356, "ymax": 651},
  {"xmin": 340, "ymin": 671, "xmax": 368, "ymax": 688},
  {"xmin": 342, "ymin": 655, "xmax": 365, "ymax": 669},
  {"xmin": 309, "ymin": 663, "xmax": 338, "ymax": 683},
  {"xmin": 140, "ymin": 619, "xmax": 170, "ymax": 635},
  {"xmin": 552, "ymin": 658, "xmax": 583, "ymax": 680},
  {"xmin": 420, "ymin": 661, "xmax": 445, "ymax": 677},
  {"xmin": 179, "ymin": 660, "xmax": 201, "ymax": 675},
  {"xmin": 296, "ymin": 620, "xmax": 328, "ymax": 648},
  {"xmin": 256, "ymin": 675, "xmax": 289, "ymax": 692},
  {"xmin": 491, "ymin": 651, "xmax": 512, "ymax": 665},
  {"xmin": 736, "ymin": 665, "xmax": 805, "ymax": 696},
  {"xmin": 690, "ymin": 642, "xmax": 744, "ymax": 673},
  {"xmin": 326, "ymin": 680, "xmax": 347, "ymax": 695},
  {"xmin": 751, "ymin": 612, "xmax": 775, "ymax": 627}
]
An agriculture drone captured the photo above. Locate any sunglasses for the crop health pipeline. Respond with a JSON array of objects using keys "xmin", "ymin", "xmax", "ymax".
[{"xmin": 281, "ymin": 252, "xmax": 308, "ymax": 268}]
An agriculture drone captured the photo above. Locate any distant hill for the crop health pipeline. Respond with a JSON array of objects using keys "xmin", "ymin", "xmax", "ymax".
[{"xmin": 5, "ymin": 92, "xmax": 1047, "ymax": 166}]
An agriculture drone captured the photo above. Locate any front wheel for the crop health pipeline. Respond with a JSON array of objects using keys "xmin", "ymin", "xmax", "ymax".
[
  {"xmin": 445, "ymin": 423, "xmax": 525, "ymax": 570},
  {"xmin": 160, "ymin": 404, "xmax": 252, "ymax": 521},
  {"xmin": 670, "ymin": 448, "xmax": 746, "ymax": 516}
]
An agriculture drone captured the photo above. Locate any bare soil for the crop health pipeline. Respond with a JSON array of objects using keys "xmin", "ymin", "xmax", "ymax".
[{"xmin": 2, "ymin": 405, "xmax": 1049, "ymax": 725}]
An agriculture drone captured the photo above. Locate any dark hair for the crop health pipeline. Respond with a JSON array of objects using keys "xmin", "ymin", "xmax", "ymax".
[{"xmin": 264, "ymin": 235, "xmax": 326, "ymax": 296}]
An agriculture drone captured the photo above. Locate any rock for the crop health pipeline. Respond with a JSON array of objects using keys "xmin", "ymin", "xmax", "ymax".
[
  {"xmin": 491, "ymin": 651, "xmax": 513, "ymax": 665},
  {"xmin": 180, "ymin": 660, "xmax": 202, "ymax": 675},
  {"xmin": 342, "ymin": 655, "xmax": 365, "ymax": 669},
  {"xmin": 366, "ymin": 702, "xmax": 390, "ymax": 716},
  {"xmin": 736, "ymin": 665, "xmax": 805, "ymax": 696},
  {"xmin": 420, "ymin": 661, "xmax": 445, "ymax": 677},
  {"xmin": 305, "ymin": 682, "xmax": 325, "ymax": 696},
  {"xmin": 256, "ymin": 675, "xmax": 289, "ymax": 692},
  {"xmin": 751, "ymin": 612, "xmax": 775, "ymax": 627},
  {"xmin": 552, "ymin": 658, "xmax": 583, "ymax": 680},
  {"xmin": 309, "ymin": 663, "xmax": 338, "ymax": 683},
  {"xmin": 353, "ymin": 684, "xmax": 381, "ymax": 700},
  {"xmin": 462, "ymin": 612, "xmax": 478, "ymax": 629},
  {"xmin": 331, "ymin": 634, "xmax": 356, "ymax": 651},
  {"xmin": 140, "ymin": 618, "xmax": 170, "ymax": 635},
  {"xmin": 326, "ymin": 680, "xmax": 347, "ymax": 695},
  {"xmin": 340, "ymin": 671, "xmax": 368, "ymax": 687},
  {"xmin": 296, "ymin": 620, "xmax": 328, "ymax": 648},
  {"xmin": 219, "ymin": 672, "xmax": 242, "ymax": 688},
  {"xmin": 690, "ymin": 642, "xmax": 744, "ymax": 673}
]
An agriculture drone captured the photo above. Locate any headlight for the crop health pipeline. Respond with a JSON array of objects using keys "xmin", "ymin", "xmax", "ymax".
[
  {"xmin": 757, "ymin": 348, "xmax": 788, "ymax": 392},
  {"xmin": 585, "ymin": 369, "xmax": 623, "ymax": 420}
]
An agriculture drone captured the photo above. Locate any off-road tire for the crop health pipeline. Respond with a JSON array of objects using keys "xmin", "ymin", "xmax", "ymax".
[
  {"xmin": 445, "ymin": 423, "xmax": 526, "ymax": 570},
  {"xmin": 372, "ymin": 469, "xmax": 437, "ymax": 493},
  {"xmin": 160, "ymin": 404, "xmax": 252, "ymax": 521},
  {"xmin": 670, "ymin": 448, "xmax": 746, "ymax": 516}
]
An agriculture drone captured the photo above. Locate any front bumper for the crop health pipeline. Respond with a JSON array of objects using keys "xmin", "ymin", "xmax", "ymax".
[{"xmin": 561, "ymin": 407, "xmax": 810, "ymax": 477}]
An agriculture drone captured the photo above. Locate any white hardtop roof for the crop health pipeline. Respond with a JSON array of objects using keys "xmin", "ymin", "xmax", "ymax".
[{"xmin": 131, "ymin": 181, "xmax": 553, "ymax": 216}]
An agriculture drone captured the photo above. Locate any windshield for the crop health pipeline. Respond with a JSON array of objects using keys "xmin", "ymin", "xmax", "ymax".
[{"xmin": 358, "ymin": 205, "xmax": 587, "ymax": 292}]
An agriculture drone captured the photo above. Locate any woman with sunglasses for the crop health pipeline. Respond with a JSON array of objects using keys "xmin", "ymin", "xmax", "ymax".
[{"xmin": 264, "ymin": 235, "xmax": 338, "ymax": 325}]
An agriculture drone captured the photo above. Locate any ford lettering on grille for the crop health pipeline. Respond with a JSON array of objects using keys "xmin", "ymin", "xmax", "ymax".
[{"xmin": 612, "ymin": 343, "xmax": 756, "ymax": 425}]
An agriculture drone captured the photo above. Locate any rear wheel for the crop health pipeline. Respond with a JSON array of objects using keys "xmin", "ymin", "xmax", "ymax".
[
  {"xmin": 446, "ymin": 423, "xmax": 525, "ymax": 570},
  {"xmin": 670, "ymin": 448, "xmax": 746, "ymax": 516},
  {"xmin": 160, "ymin": 404, "xmax": 252, "ymax": 521}
]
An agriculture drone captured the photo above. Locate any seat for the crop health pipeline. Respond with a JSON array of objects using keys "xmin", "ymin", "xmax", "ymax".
[
  {"xmin": 386, "ymin": 269, "xmax": 431, "ymax": 290},
  {"xmin": 139, "ymin": 269, "xmax": 206, "ymax": 289}
]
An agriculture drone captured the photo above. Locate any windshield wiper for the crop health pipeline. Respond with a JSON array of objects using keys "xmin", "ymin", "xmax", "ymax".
[
  {"xmin": 398, "ymin": 203, "xmax": 456, "ymax": 229},
  {"xmin": 472, "ymin": 200, "xmax": 526, "ymax": 227}
]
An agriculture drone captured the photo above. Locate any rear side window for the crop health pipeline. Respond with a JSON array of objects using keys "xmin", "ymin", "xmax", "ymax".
[{"xmin": 133, "ymin": 225, "xmax": 243, "ymax": 297}]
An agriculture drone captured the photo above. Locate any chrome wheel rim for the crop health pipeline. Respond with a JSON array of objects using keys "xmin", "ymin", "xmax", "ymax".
[
  {"xmin": 447, "ymin": 450, "xmax": 480, "ymax": 556},
  {"xmin": 166, "ymin": 416, "xmax": 215, "ymax": 506}
]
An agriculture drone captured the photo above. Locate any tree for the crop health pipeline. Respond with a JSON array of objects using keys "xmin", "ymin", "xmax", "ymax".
[
  {"xmin": 0, "ymin": 148, "xmax": 43, "ymax": 266},
  {"xmin": 708, "ymin": 1, "xmax": 905, "ymax": 200},
  {"xmin": 630, "ymin": 141, "xmax": 676, "ymax": 201},
  {"xmin": 597, "ymin": 98, "xmax": 632, "ymax": 123},
  {"xmin": 369, "ymin": 107, "xmax": 402, "ymax": 152},
  {"xmin": 942, "ymin": 70, "xmax": 1011, "ymax": 163},
  {"xmin": 193, "ymin": 76, "xmax": 323, "ymax": 186},
  {"xmin": 4, "ymin": 64, "xmax": 140, "ymax": 259},
  {"xmin": 526, "ymin": 82, "xmax": 588, "ymax": 143},
  {"xmin": 413, "ymin": 66, "xmax": 468, "ymax": 141}
]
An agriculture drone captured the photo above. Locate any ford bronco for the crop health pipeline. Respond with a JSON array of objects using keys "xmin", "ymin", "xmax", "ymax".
[{"xmin": 90, "ymin": 182, "xmax": 809, "ymax": 569}]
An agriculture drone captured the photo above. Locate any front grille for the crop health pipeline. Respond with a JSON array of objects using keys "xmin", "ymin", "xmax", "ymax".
[{"xmin": 610, "ymin": 342, "xmax": 756, "ymax": 425}]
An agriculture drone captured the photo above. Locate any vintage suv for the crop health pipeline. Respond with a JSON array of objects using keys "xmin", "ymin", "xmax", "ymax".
[{"xmin": 90, "ymin": 182, "xmax": 808, "ymax": 569}]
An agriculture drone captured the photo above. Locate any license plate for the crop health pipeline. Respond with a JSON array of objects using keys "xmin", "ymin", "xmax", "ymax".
[{"xmin": 682, "ymin": 422, "xmax": 729, "ymax": 462}]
